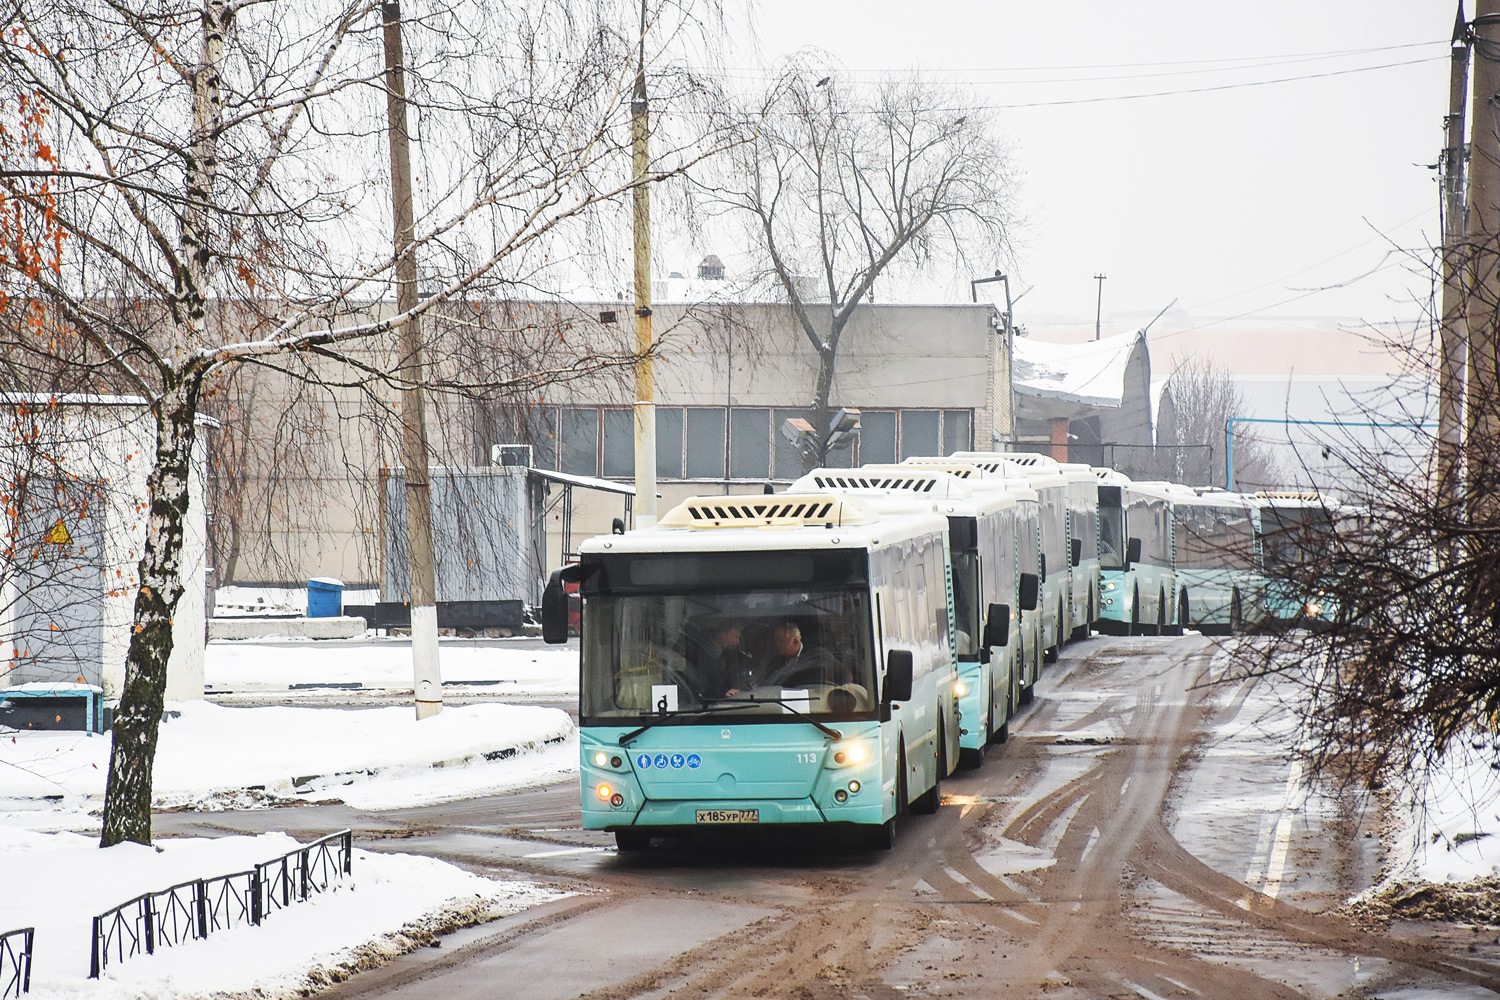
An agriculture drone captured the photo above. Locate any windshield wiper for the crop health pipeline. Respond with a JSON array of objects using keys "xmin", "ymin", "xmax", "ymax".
[
  {"xmin": 616, "ymin": 698, "xmax": 842, "ymax": 745},
  {"xmin": 616, "ymin": 702, "xmax": 763, "ymax": 746},
  {"xmin": 715, "ymin": 696, "xmax": 843, "ymax": 740}
]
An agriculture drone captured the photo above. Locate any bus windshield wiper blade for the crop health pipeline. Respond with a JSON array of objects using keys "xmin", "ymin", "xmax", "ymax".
[
  {"xmin": 616, "ymin": 702, "xmax": 763, "ymax": 746},
  {"xmin": 718, "ymin": 696, "xmax": 843, "ymax": 741}
]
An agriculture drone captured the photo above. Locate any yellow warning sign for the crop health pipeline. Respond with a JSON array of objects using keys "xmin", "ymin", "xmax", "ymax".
[{"xmin": 45, "ymin": 521, "xmax": 72, "ymax": 545}]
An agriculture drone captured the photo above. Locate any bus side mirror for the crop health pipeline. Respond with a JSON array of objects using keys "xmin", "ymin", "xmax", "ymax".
[
  {"xmin": 541, "ymin": 565, "xmax": 580, "ymax": 644},
  {"xmin": 1019, "ymin": 573, "xmax": 1040, "ymax": 612},
  {"xmin": 611, "ymin": 517, "xmax": 625, "ymax": 535},
  {"xmin": 883, "ymin": 649, "xmax": 914, "ymax": 704},
  {"xmin": 1071, "ymin": 537, "xmax": 1082, "ymax": 568},
  {"xmin": 1126, "ymin": 537, "xmax": 1143, "ymax": 566},
  {"xmin": 983, "ymin": 603, "xmax": 1010, "ymax": 648}
]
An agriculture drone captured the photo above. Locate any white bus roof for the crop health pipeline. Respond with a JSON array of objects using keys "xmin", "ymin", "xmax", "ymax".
[
  {"xmin": 846, "ymin": 465, "xmax": 1020, "ymax": 517},
  {"xmin": 1169, "ymin": 490, "xmax": 1254, "ymax": 512},
  {"xmin": 581, "ymin": 492, "xmax": 948, "ymax": 556},
  {"xmin": 1093, "ymin": 467, "xmax": 1133, "ymax": 485},
  {"xmin": 791, "ymin": 466, "xmax": 974, "ymax": 500}
]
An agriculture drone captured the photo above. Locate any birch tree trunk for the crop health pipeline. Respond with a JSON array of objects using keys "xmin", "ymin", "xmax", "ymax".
[{"xmin": 100, "ymin": 380, "xmax": 202, "ymax": 846}]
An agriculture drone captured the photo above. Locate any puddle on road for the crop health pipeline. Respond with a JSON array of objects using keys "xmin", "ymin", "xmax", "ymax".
[{"xmin": 972, "ymin": 836, "xmax": 1059, "ymax": 875}]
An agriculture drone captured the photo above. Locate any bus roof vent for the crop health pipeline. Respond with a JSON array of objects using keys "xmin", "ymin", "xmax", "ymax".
[
  {"xmin": 792, "ymin": 468, "xmax": 971, "ymax": 496},
  {"xmin": 895, "ymin": 458, "xmax": 984, "ymax": 479},
  {"xmin": 659, "ymin": 493, "xmax": 879, "ymax": 528},
  {"xmin": 1254, "ymin": 490, "xmax": 1326, "ymax": 502}
]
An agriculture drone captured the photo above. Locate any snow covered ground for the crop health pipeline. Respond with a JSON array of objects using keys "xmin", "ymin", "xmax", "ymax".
[
  {"xmin": 0, "ymin": 828, "xmax": 566, "ymax": 999},
  {"xmin": 0, "ymin": 638, "xmax": 583, "ymax": 999}
]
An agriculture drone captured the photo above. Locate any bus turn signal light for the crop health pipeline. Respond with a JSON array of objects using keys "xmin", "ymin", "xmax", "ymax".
[{"xmin": 597, "ymin": 784, "xmax": 613, "ymax": 800}]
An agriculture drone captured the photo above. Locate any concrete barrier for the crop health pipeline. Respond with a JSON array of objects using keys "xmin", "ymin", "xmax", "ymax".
[{"xmin": 209, "ymin": 616, "xmax": 367, "ymax": 641}]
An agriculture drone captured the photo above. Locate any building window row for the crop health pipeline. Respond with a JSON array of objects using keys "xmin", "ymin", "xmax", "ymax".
[{"xmin": 510, "ymin": 406, "xmax": 973, "ymax": 481}]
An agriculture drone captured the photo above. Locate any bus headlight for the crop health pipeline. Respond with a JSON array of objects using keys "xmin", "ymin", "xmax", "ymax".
[
  {"xmin": 1104, "ymin": 581, "xmax": 1117, "ymax": 592},
  {"xmin": 833, "ymin": 742, "xmax": 871, "ymax": 766},
  {"xmin": 1305, "ymin": 602, "xmax": 1323, "ymax": 617},
  {"xmin": 953, "ymin": 681, "xmax": 969, "ymax": 697}
]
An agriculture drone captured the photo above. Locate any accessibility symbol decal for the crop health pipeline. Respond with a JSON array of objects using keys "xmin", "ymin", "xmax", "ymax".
[
  {"xmin": 637, "ymin": 754, "xmax": 652, "ymax": 769},
  {"xmin": 653, "ymin": 754, "xmax": 669, "ymax": 770},
  {"xmin": 686, "ymin": 753, "xmax": 702, "ymax": 769},
  {"xmin": 669, "ymin": 753, "xmax": 685, "ymax": 769}
]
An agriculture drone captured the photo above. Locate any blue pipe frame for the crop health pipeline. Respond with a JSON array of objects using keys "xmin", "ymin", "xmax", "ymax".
[{"xmin": 1223, "ymin": 417, "xmax": 1439, "ymax": 492}]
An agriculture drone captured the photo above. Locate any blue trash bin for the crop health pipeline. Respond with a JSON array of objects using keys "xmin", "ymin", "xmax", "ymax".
[{"xmin": 307, "ymin": 578, "xmax": 344, "ymax": 618}]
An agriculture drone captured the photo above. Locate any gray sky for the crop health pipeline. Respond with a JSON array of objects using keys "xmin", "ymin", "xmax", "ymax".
[{"xmin": 745, "ymin": 0, "xmax": 1453, "ymax": 330}]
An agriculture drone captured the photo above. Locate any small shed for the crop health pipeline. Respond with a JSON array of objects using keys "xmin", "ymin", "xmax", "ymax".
[{"xmin": 1011, "ymin": 329, "xmax": 1154, "ymax": 474}]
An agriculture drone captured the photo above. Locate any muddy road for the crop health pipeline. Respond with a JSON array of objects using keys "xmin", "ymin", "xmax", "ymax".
[{"xmin": 161, "ymin": 635, "xmax": 1500, "ymax": 999}]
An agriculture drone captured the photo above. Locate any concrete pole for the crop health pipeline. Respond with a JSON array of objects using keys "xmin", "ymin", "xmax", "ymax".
[
  {"xmin": 1439, "ymin": 3, "xmax": 1470, "ymax": 503},
  {"xmin": 1468, "ymin": 2, "xmax": 1500, "ymax": 512},
  {"xmin": 382, "ymin": 1, "xmax": 442, "ymax": 719},
  {"xmin": 1094, "ymin": 273, "xmax": 1106, "ymax": 341},
  {"xmin": 631, "ymin": 0, "xmax": 657, "ymax": 527}
]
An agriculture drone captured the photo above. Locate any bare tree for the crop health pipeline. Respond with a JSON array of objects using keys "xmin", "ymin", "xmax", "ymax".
[
  {"xmin": 1219, "ymin": 274, "xmax": 1499, "ymax": 797},
  {"xmin": 0, "ymin": 0, "xmax": 730, "ymax": 845},
  {"xmin": 705, "ymin": 60, "xmax": 1015, "ymax": 467},
  {"xmin": 1155, "ymin": 353, "xmax": 1281, "ymax": 489}
]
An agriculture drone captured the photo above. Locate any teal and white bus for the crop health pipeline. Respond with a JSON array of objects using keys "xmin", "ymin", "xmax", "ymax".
[
  {"xmin": 899, "ymin": 457, "xmax": 1045, "ymax": 703},
  {"xmin": 1251, "ymin": 491, "xmax": 1352, "ymax": 626},
  {"xmin": 1093, "ymin": 470, "xmax": 1178, "ymax": 634},
  {"xmin": 992, "ymin": 456, "xmax": 1101, "ymax": 641},
  {"xmin": 796, "ymin": 465, "xmax": 1038, "ymax": 768},
  {"xmin": 951, "ymin": 453, "xmax": 1071, "ymax": 661},
  {"xmin": 541, "ymin": 492, "xmax": 960, "ymax": 850},
  {"xmin": 1171, "ymin": 489, "xmax": 1264, "ymax": 633}
]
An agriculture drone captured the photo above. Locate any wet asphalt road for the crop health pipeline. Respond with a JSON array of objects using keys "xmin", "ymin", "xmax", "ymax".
[{"xmin": 158, "ymin": 634, "xmax": 1500, "ymax": 999}]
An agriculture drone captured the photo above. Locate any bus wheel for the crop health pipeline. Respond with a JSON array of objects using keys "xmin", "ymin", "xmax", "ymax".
[
  {"xmin": 959, "ymin": 746, "xmax": 984, "ymax": 769},
  {"xmin": 1230, "ymin": 591, "xmax": 1243, "ymax": 634},
  {"xmin": 615, "ymin": 828, "xmax": 651, "ymax": 852},
  {"xmin": 1129, "ymin": 587, "xmax": 1142, "ymax": 635},
  {"xmin": 864, "ymin": 818, "xmax": 897, "ymax": 850},
  {"xmin": 1045, "ymin": 601, "xmax": 1062, "ymax": 662},
  {"xmin": 995, "ymin": 716, "xmax": 1010, "ymax": 743},
  {"xmin": 911, "ymin": 771, "xmax": 940, "ymax": 814},
  {"xmin": 1019, "ymin": 682, "xmax": 1034, "ymax": 706},
  {"xmin": 1165, "ymin": 588, "xmax": 1187, "ymax": 636}
]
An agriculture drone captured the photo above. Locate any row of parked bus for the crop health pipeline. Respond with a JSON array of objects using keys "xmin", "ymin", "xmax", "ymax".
[{"xmin": 541, "ymin": 450, "xmax": 1353, "ymax": 851}]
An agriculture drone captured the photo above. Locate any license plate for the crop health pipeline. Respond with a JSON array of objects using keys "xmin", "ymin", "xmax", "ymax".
[{"xmin": 695, "ymin": 809, "xmax": 759, "ymax": 824}]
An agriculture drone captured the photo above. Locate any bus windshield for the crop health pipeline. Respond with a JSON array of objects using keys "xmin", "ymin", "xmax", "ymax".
[
  {"xmin": 1098, "ymin": 505, "xmax": 1125, "ymax": 570},
  {"xmin": 1261, "ymin": 506, "xmax": 1337, "ymax": 575},
  {"xmin": 580, "ymin": 586, "xmax": 878, "ymax": 721},
  {"xmin": 1174, "ymin": 505, "xmax": 1256, "ymax": 570}
]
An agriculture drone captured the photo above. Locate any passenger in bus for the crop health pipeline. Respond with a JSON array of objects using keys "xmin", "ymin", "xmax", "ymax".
[{"xmin": 761, "ymin": 621, "xmax": 845, "ymax": 688}]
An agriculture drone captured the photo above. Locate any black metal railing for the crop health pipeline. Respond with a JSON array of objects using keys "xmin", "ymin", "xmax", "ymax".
[
  {"xmin": 90, "ymin": 830, "xmax": 352, "ymax": 978},
  {"xmin": 0, "ymin": 928, "xmax": 32, "ymax": 998}
]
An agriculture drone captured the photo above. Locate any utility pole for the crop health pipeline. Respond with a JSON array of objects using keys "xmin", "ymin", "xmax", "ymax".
[
  {"xmin": 1094, "ymin": 273, "xmax": 1107, "ymax": 340},
  {"xmin": 631, "ymin": 0, "xmax": 658, "ymax": 527},
  {"xmin": 1467, "ymin": 0, "xmax": 1500, "ymax": 512},
  {"xmin": 1439, "ymin": 2, "xmax": 1471, "ymax": 505},
  {"xmin": 382, "ymin": 0, "xmax": 442, "ymax": 720}
]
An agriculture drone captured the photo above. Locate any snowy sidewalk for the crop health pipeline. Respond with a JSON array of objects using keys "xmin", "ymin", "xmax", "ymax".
[
  {"xmin": 0, "ymin": 640, "xmax": 584, "ymax": 999},
  {"xmin": 0, "ymin": 828, "xmax": 567, "ymax": 1000}
]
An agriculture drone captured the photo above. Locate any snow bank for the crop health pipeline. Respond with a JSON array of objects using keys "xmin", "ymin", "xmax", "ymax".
[
  {"xmin": 0, "ymin": 700, "xmax": 577, "ymax": 817},
  {"xmin": 0, "ymin": 828, "xmax": 563, "ymax": 999},
  {"xmin": 204, "ymin": 641, "xmax": 579, "ymax": 696}
]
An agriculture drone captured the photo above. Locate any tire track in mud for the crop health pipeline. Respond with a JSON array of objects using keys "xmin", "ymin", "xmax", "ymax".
[
  {"xmin": 893, "ymin": 637, "xmax": 1500, "ymax": 998},
  {"xmin": 320, "ymin": 636, "xmax": 1500, "ymax": 1000}
]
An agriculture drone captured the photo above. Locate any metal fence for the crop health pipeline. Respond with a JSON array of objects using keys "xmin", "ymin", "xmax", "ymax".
[
  {"xmin": 90, "ymin": 829, "xmax": 352, "ymax": 978},
  {"xmin": 0, "ymin": 928, "xmax": 32, "ymax": 998}
]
